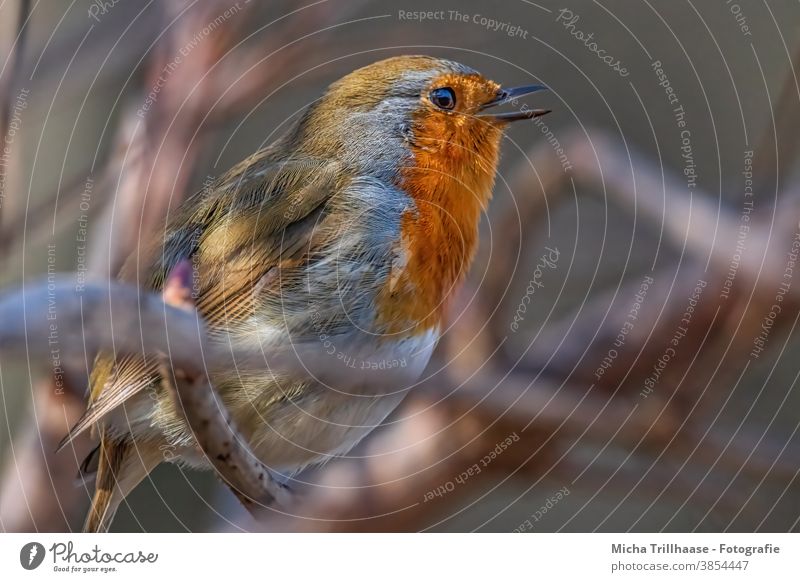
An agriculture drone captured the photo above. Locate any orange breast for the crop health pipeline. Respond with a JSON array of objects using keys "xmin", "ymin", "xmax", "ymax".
[{"xmin": 375, "ymin": 106, "xmax": 503, "ymax": 337}]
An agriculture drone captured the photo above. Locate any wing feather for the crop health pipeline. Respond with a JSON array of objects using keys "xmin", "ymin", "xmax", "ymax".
[{"xmin": 58, "ymin": 157, "xmax": 342, "ymax": 450}]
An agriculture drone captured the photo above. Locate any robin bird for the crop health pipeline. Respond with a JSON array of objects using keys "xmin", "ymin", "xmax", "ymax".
[{"xmin": 61, "ymin": 55, "xmax": 550, "ymax": 531}]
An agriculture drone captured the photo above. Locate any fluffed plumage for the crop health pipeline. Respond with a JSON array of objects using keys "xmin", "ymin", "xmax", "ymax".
[{"xmin": 62, "ymin": 55, "xmax": 549, "ymax": 531}]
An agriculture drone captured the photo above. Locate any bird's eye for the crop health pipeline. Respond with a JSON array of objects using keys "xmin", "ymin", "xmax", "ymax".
[{"xmin": 429, "ymin": 87, "xmax": 456, "ymax": 110}]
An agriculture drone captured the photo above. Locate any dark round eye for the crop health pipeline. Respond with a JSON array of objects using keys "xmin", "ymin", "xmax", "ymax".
[{"xmin": 429, "ymin": 87, "xmax": 456, "ymax": 110}]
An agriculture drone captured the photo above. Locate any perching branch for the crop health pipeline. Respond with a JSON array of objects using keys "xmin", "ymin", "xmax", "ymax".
[
  {"xmin": 0, "ymin": 268, "xmax": 292, "ymax": 521},
  {"xmin": 0, "ymin": 277, "xmax": 208, "ymax": 376},
  {"xmin": 159, "ymin": 261, "xmax": 292, "ymax": 517}
]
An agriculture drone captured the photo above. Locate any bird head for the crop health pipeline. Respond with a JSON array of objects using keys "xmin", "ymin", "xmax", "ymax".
[{"xmin": 283, "ymin": 55, "xmax": 550, "ymax": 204}]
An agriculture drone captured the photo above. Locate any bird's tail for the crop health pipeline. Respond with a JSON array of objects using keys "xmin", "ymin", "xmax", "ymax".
[{"xmin": 83, "ymin": 432, "xmax": 161, "ymax": 533}]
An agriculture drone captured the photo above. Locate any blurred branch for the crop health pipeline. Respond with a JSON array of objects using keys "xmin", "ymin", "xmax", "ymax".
[
  {"xmin": 0, "ymin": 277, "xmax": 209, "ymax": 375},
  {"xmin": 0, "ymin": 272, "xmax": 291, "ymax": 523},
  {"xmin": 0, "ymin": 0, "xmax": 31, "ymax": 234},
  {"xmin": 87, "ymin": 0, "xmax": 254, "ymax": 279},
  {"xmin": 89, "ymin": 0, "xmax": 378, "ymax": 281},
  {"xmin": 0, "ymin": 372, "xmax": 91, "ymax": 532},
  {"xmin": 753, "ymin": 43, "xmax": 800, "ymax": 198}
]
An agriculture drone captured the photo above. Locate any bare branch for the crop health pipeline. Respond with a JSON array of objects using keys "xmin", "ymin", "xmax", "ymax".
[
  {"xmin": 159, "ymin": 261, "xmax": 292, "ymax": 518},
  {"xmin": 0, "ymin": 277, "xmax": 208, "ymax": 377},
  {"xmin": 168, "ymin": 369, "xmax": 293, "ymax": 516}
]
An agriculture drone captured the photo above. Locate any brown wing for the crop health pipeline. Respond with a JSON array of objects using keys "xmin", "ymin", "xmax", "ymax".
[{"xmin": 59, "ymin": 156, "xmax": 342, "ymax": 450}]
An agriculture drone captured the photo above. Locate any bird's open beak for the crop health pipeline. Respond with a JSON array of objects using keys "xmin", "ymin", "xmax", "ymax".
[{"xmin": 479, "ymin": 84, "xmax": 551, "ymax": 121}]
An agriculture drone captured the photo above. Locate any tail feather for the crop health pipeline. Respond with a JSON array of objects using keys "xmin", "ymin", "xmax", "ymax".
[{"xmin": 83, "ymin": 434, "xmax": 162, "ymax": 532}]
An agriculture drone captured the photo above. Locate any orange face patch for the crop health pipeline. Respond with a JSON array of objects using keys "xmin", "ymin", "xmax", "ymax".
[{"xmin": 375, "ymin": 72, "xmax": 506, "ymax": 337}]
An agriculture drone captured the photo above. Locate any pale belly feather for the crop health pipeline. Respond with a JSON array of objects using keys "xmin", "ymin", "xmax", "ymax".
[{"xmin": 119, "ymin": 328, "xmax": 439, "ymax": 476}]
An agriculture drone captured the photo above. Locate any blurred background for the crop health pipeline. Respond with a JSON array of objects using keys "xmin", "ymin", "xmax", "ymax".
[{"xmin": 1, "ymin": 0, "xmax": 799, "ymax": 532}]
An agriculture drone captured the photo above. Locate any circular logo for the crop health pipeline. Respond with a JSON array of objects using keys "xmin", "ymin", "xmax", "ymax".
[{"xmin": 19, "ymin": 542, "xmax": 46, "ymax": 570}]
